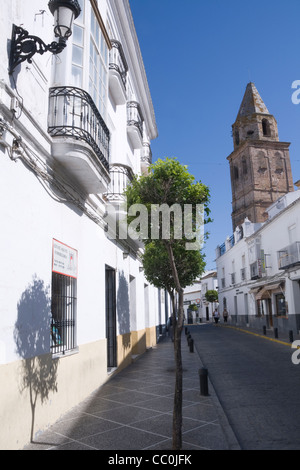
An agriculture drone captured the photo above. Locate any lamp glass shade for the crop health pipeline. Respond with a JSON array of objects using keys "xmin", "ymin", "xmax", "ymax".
[{"xmin": 53, "ymin": 6, "xmax": 75, "ymax": 39}]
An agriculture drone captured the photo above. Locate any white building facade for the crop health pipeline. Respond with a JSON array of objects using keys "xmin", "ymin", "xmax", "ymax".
[
  {"xmin": 0, "ymin": 0, "xmax": 164, "ymax": 449},
  {"xmin": 183, "ymin": 271, "xmax": 218, "ymax": 323},
  {"xmin": 216, "ymin": 191, "xmax": 300, "ymax": 335}
]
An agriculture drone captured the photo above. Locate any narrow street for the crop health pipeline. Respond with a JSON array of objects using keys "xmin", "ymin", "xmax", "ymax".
[{"xmin": 190, "ymin": 324, "xmax": 300, "ymax": 450}]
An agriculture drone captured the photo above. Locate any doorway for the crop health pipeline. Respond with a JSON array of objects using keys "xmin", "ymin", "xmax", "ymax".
[
  {"xmin": 234, "ymin": 296, "xmax": 238, "ymax": 323},
  {"xmin": 106, "ymin": 266, "xmax": 117, "ymax": 369}
]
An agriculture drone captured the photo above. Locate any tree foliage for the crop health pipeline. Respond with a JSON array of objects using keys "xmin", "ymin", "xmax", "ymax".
[
  {"xmin": 189, "ymin": 303, "xmax": 199, "ymax": 312},
  {"xmin": 205, "ymin": 289, "xmax": 219, "ymax": 303},
  {"xmin": 142, "ymin": 240, "xmax": 206, "ymax": 294}
]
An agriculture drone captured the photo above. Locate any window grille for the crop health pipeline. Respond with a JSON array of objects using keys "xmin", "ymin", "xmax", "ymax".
[{"xmin": 51, "ymin": 272, "xmax": 77, "ymax": 355}]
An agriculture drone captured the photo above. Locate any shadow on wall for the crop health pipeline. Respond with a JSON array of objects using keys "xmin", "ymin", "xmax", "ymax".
[
  {"xmin": 117, "ymin": 271, "xmax": 131, "ymax": 353},
  {"xmin": 14, "ymin": 276, "xmax": 59, "ymax": 443}
]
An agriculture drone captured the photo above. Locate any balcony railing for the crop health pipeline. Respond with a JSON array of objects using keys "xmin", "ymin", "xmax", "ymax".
[
  {"xmin": 229, "ymin": 234, "xmax": 235, "ymax": 247},
  {"xmin": 127, "ymin": 101, "xmax": 143, "ymax": 139},
  {"xmin": 109, "ymin": 39, "xmax": 128, "ymax": 90},
  {"xmin": 142, "ymin": 142, "xmax": 152, "ymax": 166},
  {"xmin": 105, "ymin": 165, "xmax": 133, "ymax": 201},
  {"xmin": 219, "ymin": 243, "xmax": 226, "ymax": 256},
  {"xmin": 278, "ymin": 241, "xmax": 300, "ymax": 269},
  {"xmin": 48, "ymin": 86, "xmax": 110, "ymax": 172}
]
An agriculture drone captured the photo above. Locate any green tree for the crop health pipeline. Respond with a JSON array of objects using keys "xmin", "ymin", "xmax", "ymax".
[
  {"xmin": 205, "ymin": 289, "xmax": 218, "ymax": 304},
  {"xmin": 125, "ymin": 157, "xmax": 210, "ymax": 449},
  {"xmin": 189, "ymin": 303, "xmax": 199, "ymax": 312},
  {"xmin": 142, "ymin": 240, "xmax": 205, "ymax": 326}
]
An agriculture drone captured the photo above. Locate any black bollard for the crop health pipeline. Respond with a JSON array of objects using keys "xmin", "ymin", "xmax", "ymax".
[
  {"xmin": 185, "ymin": 327, "xmax": 188, "ymax": 335},
  {"xmin": 263, "ymin": 325, "xmax": 267, "ymax": 335},
  {"xmin": 199, "ymin": 368, "xmax": 209, "ymax": 396},
  {"xmin": 274, "ymin": 327, "xmax": 278, "ymax": 339},
  {"xmin": 189, "ymin": 338, "xmax": 194, "ymax": 353},
  {"xmin": 289, "ymin": 330, "xmax": 294, "ymax": 343}
]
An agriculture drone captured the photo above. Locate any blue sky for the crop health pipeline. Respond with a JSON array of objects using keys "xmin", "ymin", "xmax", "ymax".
[{"xmin": 129, "ymin": 0, "xmax": 300, "ymax": 270}]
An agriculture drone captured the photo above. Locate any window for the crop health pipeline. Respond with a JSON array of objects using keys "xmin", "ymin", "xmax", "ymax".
[
  {"xmin": 235, "ymin": 129, "xmax": 240, "ymax": 146},
  {"xmin": 275, "ymin": 293, "xmax": 286, "ymax": 316},
  {"xmin": 71, "ymin": 0, "xmax": 85, "ymax": 87},
  {"xmin": 72, "ymin": 24, "xmax": 84, "ymax": 87},
  {"xmin": 70, "ymin": 0, "xmax": 108, "ymax": 120},
  {"xmin": 262, "ymin": 118, "xmax": 271, "ymax": 137},
  {"xmin": 89, "ymin": 9, "xmax": 108, "ymax": 119},
  {"xmin": 250, "ymin": 261, "xmax": 259, "ymax": 279},
  {"xmin": 51, "ymin": 239, "xmax": 78, "ymax": 355},
  {"xmin": 231, "ymin": 260, "xmax": 236, "ymax": 284},
  {"xmin": 233, "ymin": 165, "xmax": 239, "ymax": 180},
  {"xmin": 51, "ymin": 273, "xmax": 77, "ymax": 355},
  {"xmin": 289, "ymin": 224, "xmax": 297, "ymax": 245}
]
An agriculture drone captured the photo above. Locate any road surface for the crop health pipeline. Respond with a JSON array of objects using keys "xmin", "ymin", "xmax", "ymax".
[{"xmin": 190, "ymin": 323, "xmax": 300, "ymax": 450}]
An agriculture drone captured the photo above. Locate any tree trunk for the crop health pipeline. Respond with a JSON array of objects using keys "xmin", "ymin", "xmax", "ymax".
[
  {"xmin": 172, "ymin": 306, "xmax": 182, "ymax": 449},
  {"xmin": 165, "ymin": 242, "xmax": 184, "ymax": 450}
]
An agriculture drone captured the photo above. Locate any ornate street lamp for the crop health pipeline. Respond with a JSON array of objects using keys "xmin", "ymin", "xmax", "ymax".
[{"xmin": 9, "ymin": 0, "xmax": 81, "ymax": 74}]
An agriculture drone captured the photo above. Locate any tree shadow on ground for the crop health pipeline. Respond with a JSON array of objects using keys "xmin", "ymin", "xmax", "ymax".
[{"xmin": 14, "ymin": 276, "xmax": 59, "ymax": 443}]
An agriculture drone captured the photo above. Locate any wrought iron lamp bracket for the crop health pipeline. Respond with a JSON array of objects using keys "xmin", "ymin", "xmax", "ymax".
[{"xmin": 9, "ymin": 24, "xmax": 66, "ymax": 74}]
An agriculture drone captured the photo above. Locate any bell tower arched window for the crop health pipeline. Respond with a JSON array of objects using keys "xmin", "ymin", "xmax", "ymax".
[
  {"xmin": 235, "ymin": 129, "xmax": 240, "ymax": 146},
  {"xmin": 233, "ymin": 165, "xmax": 239, "ymax": 180},
  {"xmin": 262, "ymin": 119, "xmax": 271, "ymax": 137}
]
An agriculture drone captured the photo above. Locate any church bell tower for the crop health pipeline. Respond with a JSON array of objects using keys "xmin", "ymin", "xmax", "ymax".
[{"xmin": 228, "ymin": 82, "xmax": 294, "ymax": 231}]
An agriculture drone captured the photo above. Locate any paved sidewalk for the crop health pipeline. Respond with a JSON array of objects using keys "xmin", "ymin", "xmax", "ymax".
[{"xmin": 24, "ymin": 330, "xmax": 240, "ymax": 451}]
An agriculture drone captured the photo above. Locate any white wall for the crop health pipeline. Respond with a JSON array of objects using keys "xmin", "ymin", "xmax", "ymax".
[{"xmin": 0, "ymin": 0, "xmax": 161, "ymax": 449}]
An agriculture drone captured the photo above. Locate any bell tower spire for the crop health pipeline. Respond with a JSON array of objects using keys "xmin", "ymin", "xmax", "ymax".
[
  {"xmin": 232, "ymin": 82, "xmax": 279, "ymax": 149},
  {"xmin": 228, "ymin": 83, "xmax": 294, "ymax": 231}
]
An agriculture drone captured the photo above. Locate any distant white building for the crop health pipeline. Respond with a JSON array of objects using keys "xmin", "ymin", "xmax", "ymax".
[
  {"xmin": 216, "ymin": 190, "xmax": 300, "ymax": 334},
  {"xmin": 183, "ymin": 270, "xmax": 218, "ymax": 323},
  {"xmin": 0, "ymin": 0, "xmax": 164, "ymax": 450}
]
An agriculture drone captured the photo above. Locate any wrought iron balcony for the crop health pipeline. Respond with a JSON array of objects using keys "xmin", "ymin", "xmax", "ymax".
[
  {"xmin": 141, "ymin": 142, "xmax": 152, "ymax": 174},
  {"xmin": 109, "ymin": 40, "xmax": 128, "ymax": 101},
  {"xmin": 142, "ymin": 142, "xmax": 152, "ymax": 165},
  {"xmin": 48, "ymin": 86, "xmax": 110, "ymax": 193},
  {"xmin": 127, "ymin": 101, "xmax": 144, "ymax": 148},
  {"xmin": 104, "ymin": 164, "xmax": 134, "ymax": 202},
  {"xmin": 219, "ymin": 243, "xmax": 226, "ymax": 256},
  {"xmin": 278, "ymin": 241, "xmax": 300, "ymax": 269}
]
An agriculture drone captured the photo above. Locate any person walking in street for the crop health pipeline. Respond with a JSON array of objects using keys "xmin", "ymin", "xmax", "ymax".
[
  {"xmin": 223, "ymin": 307, "xmax": 228, "ymax": 323},
  {"xmin": 213, "ymin": 308, "xmax": 220, "ymax": 324}
]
